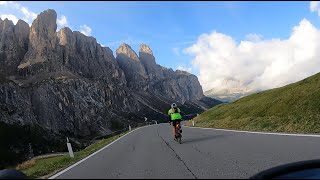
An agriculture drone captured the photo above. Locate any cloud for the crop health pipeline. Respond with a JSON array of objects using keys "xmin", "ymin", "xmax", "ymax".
[
  {"xmin": 57, "ymin": 15, "xmax": 68, "ymax": 28},
  {"xmin": 0, "ymin": 1, "xmax": 8, "ymax": 5},
  {"xmin": 0, "ymin": 1, "xmax": 37, "ymax": 25},
  {"xmin": 245, "ymin": 33, "xmax": 263, "ymax": 42},
  {"xmin": 172, "ymin": 40, "xmax": 196, "ymax": 46},
  {"xmin": 105, "ymin": 37, "xmax": 147, "ymax": 48},
  {"xmin": 20, "ymin": 6, "xmax": 36, "ymax": 23},
  {"xmin": 310, "ymin": 1, "xmax": 320, "ymax": 16},
  {"xmin": 185, "ymin": 18, "xmax": 320, "ymax": 94},
  {"xmin": 80, "ymin": 24, "xmax": 92, "ymax": 36},
  {"xmin": 0, "ymin": 14, "xmax": 18, "ymax": 24},
  {"xmin": 172, "ymin": 47, "xmax": 180, "ymax": 56},
  {"xmin": 177, "ymin": 65, "xmax": 192, "ymax": 73},
  {"xmin": 105, "ymin": 40, "xmax": 125, "ymax": 47}
]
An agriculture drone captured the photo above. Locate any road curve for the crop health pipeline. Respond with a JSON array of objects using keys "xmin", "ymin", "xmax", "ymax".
[{"xmin": 51, "ymin": 123, "xmax": 320, "ymax": 179}]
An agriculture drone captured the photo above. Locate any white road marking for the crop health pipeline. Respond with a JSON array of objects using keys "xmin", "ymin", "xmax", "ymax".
[
  {"xmin": 184, "ymin": 125, "xmax": 320, "ymax": 137},
  {"xmin": 49, "ymin": 126, "xmax": 147, "ymax": 179}
]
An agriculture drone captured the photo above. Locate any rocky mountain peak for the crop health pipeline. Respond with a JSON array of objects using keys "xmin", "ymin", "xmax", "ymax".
[
  {"xmin": 2, "ymin": 18, "xmax": 14, "ymax": 30},
  {"xmin": 116, "ymin": 43, "xmax": 140, "ymax": 61},
  {"xmin": 16, "ymin": 19, "xmax": 29, "ymax": 29},
  {"xmin": 139, "ymin": 44, "xmax": 155, "ymax": 62},
  {"xmin": 18, "ymin": 9, "xmax": 60, "ymax": 70},
  {"xmin": 14, "ymin": 19, "xmax": 30, "ymax": 54},
  {"xmin": 175, "ymin": 70, "xmax": 192, "ymax": 76},
  {"xmin": 15, "ymin": 20, "xmax": 30, "ymax": 38},
  {"xmin": 0, "ymin": 17, "xmax": 29, "ymax": 75},
  {"xmin": 138, "ymin": 44, "xmax": 159, "ymax": 79},
  {"xmin": 139, "ymin": 44, "xmax": 153, "ymax": 55},
  {"xmin": 57, "ymin": 27, "xmax": 73, "ymax": 46},
  {"xmin": 104, "ymin": 47, "xmax": 114, "ymax": 57},
  {"xmin": 29, "ymin": 9, "xmax": 57, "ymax": 48}
]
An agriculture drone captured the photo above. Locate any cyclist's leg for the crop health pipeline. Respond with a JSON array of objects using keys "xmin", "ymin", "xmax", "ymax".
[
  {"xmin": 178, "ymin": 120, "xmax": 182, "ymax": 133},
  {"xmin": 176, "ymin": 120, "xmax": 181, "ymax": 136},
  {"xmin": 172, "ymin": 121, "xmax": 176, "ymax": 137}
]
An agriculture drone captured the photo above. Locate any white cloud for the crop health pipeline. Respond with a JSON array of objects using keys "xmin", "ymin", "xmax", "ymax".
[
  {"xmin": 20, "ymin": 6, "xmax": 36, "ymax": 23},
  {"xmin": 177, "ymin": 65, "xmax": 192, "ymax": 73},
  {"xmin": 0, "ymin": 1, "xmax": 8, "ymax": 5},
  {"xmin": 0, "ymin": 1, "xmax": 37, "ymax": 25},
  {"xmin": 105, "ymin": 37, "xmax": 147, "ymax": 48},
  {"xmin": 0, "ymin": 14, "xmax": 18, "ymax": 24},
  {"xmin": 97, "ymin": 42, "xmax": 105, "ymax": 47},
  {"xmin": 310, "ymin": 1, "xmax": 320, "ymax": 16},
  {"xmin": 245, "ymin": 33, "xmax": 263, "ymax": 42},
  {"xmin": 57, "ymin": 15, "xmax": 68, "ymax": 28},
  {"xmin": 172, "ymin": 47, "xmax": 180, "ymax": 56},
  {"xmin": 105, "ymin": 40, "xmax": 124, "ymax": 47},
  {"xmin": 185, "ymin": 18, "xmax": 320, "ymax": 94},
  {"xmin": 172, "ymin": 40, "xmax": 196, "ymax": 46},
  {"xmin": 80, "ymin": 24, "xmax": 92, "ymax": 36}
]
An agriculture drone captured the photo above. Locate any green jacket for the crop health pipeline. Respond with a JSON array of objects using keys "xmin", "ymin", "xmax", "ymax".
[{"xmin": 168, "ymin": 108, "xmax": 182, "ymax": 121}]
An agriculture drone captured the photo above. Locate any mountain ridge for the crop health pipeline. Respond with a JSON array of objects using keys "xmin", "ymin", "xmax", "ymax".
[{"xmin": 0, "ymin": 9, "xmax": 223, "ymax": 167}]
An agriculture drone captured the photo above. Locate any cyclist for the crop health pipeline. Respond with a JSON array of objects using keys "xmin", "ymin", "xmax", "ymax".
[{"xmin": 168, "ymin": 103, "xmax": 182, "ymax": 139}]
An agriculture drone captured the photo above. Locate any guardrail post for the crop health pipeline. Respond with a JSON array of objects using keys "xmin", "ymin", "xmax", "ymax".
[
  {"xmin": 66, "ymin": 137, "xmax": 74, "ymax": 158},
  {"xmin": 192, "ymin": 120, "xmax": 195, "ymax": 126},
  {"xmin": 129, "ymin": 125, "xmax": 132, "ymax": 131}
]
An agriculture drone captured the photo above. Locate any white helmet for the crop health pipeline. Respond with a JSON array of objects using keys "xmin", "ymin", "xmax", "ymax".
[{"xmin": 171, "ymin": 103, "xmax": 177, "ymax": 108}]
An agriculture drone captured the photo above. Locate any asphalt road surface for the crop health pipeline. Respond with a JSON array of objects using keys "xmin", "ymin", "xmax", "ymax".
[{"xmin": 51, "ymin": 123, "xmax": 320, "ymax": 179}]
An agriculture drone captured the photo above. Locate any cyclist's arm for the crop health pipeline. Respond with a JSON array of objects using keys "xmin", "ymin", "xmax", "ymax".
[{"xmin": 178, "ymin": 108, "xmax": 183, "ymax": 120}]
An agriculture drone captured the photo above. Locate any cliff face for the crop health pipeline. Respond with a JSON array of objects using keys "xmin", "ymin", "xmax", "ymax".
[
  {"xmin": 18, "ymin": 10, "xmax": 61, "ymax": 73},
  {"xmin": 0, "ymin": 18, "xmax": 30, "ymax": 76},
  {"xmin": 116, "ymin": 43, "xmax": 148, "ymax": 90},
  {"xmin": 116, "ymin": 43, "xmax": 204, "ymax": 103},
  {"xmin": 0, "ymin": 9, "xmax": 222, "ymax": 167}
]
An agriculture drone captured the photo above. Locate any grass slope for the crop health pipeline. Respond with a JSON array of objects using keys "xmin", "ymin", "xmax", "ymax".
[
  {"xmin": 15, "ymin": 131, "xmax": 128, "ymax": 179},
  {"xmin": 188, "ymin": 72, "xmax": 320, "ymax": 134}
]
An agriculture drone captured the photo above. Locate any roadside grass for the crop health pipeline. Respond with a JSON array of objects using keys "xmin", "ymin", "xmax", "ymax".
[
  {"xmin": 186, "ymin": 72, "xmax": 320, "ymax": 134},
  {"xmin": 15, "ymin": 131, "xmax": 129, "ymax": 179}
]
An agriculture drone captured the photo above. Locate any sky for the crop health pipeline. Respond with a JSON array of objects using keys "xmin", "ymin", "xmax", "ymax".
[{"xmin": 1, "ymin": 1, "xmax": 320, "ymax": 93}]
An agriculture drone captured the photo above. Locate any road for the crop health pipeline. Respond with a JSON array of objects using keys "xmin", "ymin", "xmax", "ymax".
[{"xmin": 51, "ymin": 123, "xmax": 320, "ymax": 179}]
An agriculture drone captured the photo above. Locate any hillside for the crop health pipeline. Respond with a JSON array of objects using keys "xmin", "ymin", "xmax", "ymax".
[{"xmin": 189, "ymin": 72, "xmax": 320, "ymax": 134}]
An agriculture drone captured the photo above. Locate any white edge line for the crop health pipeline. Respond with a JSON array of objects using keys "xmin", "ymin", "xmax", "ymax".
[
  {"xmin": 183, "ymin": 125, "xmax": 320, "ymax": 138},
  {"xmin": 49, "ymin": 125, "xmax": 147, "ymax": 179}
]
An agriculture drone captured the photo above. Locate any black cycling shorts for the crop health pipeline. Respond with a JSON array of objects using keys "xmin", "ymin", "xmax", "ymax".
[{"xmin": 172, "ymin": 120, "xmax": 181, "ymax": 127}]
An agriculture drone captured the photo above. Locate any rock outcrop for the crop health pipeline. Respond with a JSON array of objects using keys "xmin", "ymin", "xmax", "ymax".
[
  {"xmin": 0, "ymin": 9, "xmax": 223, "ymax": 167},
  {"xmin": 18, "ymin": 9, "xmax": 61, "ymax": 72},
  {"xmin": 116, "ymin": 43, "xmax": 204, "ymax": 103},
  {"xmin": 0, "ymin": 18, "xmax": 30, "ymax": 76},
  {"xmin": 57, "ymin": 27, "xmax": 126, "ymax": 84},
  {"xmin": 116, "ymin": 43, "xmax": 148, "ymax": 90},
  {"xmin": 139, "ymin": 44, "xmax": 165, "ymax": 81}
]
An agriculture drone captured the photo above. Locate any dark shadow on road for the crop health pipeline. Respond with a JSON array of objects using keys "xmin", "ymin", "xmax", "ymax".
[{"xmin": 182, "ymin": 134, "xmax": 227, "ymax": 144}]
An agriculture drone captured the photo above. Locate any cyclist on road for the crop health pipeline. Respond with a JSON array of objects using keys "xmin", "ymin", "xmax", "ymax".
[{"xmin": 168, "ymin": 103, "xmax": 182, "ymax": 139}]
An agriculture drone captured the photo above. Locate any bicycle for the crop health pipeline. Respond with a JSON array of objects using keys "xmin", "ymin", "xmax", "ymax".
[{"xmin": 174, "ymin": 121, "xmax": 182, "ymax": 144}]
